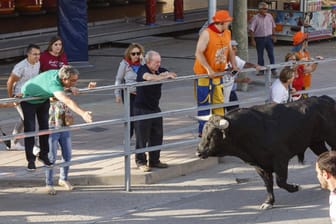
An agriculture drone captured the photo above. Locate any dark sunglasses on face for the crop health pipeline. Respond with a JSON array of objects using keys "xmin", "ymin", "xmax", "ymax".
[{"xmin": 131, "ymin": 52, "xmax": 141, "ymax": 56}]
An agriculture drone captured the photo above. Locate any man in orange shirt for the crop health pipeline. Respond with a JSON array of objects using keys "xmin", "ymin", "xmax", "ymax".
[{"xmin": 194, "ymin": 10, "xmax": 237, "ymax": 136}]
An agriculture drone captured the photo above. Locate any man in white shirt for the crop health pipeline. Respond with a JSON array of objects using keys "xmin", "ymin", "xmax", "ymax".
[
  {"xmin": 270, "ymin": 67, "xmax": 295, "ymax": 104},
  {"xmin": 316, "ymin": 151, "xmax": 336, "ymax": 224},
  {"xmin": 6, "ymin": 44, "xmax": 41, "ymax": 150},
  {"xmin": 224, "ymin": 40, "xmax": 262, "ymax": 111}
]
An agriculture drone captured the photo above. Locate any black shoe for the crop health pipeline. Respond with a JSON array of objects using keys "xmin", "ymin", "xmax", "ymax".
[
  {"xmin": 38, "ymin": 156, "xmax": 54, "ymax": 167},
  {"xmin": 27, "ymin": 162, "xmax": 36, "ymax": 171},
  {"xmin": 149, "ymin": 162, "xmax": 168, "ymax": 168}
]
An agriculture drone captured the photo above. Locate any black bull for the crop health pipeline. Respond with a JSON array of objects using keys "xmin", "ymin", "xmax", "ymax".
[{"xmin": 197, "ymin": 95, "xmax": 336, "ymax": 209}]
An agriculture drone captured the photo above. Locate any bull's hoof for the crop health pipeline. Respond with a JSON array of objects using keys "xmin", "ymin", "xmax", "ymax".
[
  {"xmin": 288, "ymin": 184, "xmax": 300, "ymax": 193},
  {"xmin": 196, "ymin": 152, "xmax": 208, "ymax": 159},
  {"xmin": 260, "ymin": 203, "xmax": 273, "ymax": 210}
]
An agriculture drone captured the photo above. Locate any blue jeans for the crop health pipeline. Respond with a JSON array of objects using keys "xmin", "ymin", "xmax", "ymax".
[
  {"xmin": 255, "ymin": 36, "xmax": 275, "ymax": 68},
  {"xmin": 45, "ymin": 131, "xmax": 72, "ymax": 186}
]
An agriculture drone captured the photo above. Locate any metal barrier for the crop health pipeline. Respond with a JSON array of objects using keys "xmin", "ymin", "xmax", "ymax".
[{"xmin": 1, "ymin": 57, "xmax": 336, "ymax": 191}]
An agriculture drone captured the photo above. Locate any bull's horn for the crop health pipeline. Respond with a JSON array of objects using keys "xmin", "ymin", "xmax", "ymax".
[
  {"xmin": 219, "ymin": 119, "xmax": 229, "ymax": 129},
  {"xmin": 194, "ymin": 114, "xmax": 212, "ymax": 121}
]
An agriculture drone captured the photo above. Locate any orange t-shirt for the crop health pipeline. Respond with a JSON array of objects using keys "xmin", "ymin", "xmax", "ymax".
[
  {"xmin": 295, "ymin": 50, "xmax": 312, "ymax": 89},
  {"xmin": 193, "ymin": 28, "xmax": 231, "ymax": 76}
]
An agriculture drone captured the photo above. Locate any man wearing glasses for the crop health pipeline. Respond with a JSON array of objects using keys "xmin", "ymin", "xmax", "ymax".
[
  {"xmin": 193, "ymin": 10, "xmax": 238, "ymax": 137},
  {"xmin": 21, "ymin": 65, "xmax": 93, "ymax": 171},
  {"xmin": 249, "ymin": 2, "xmax": 277, "ymax": 77},
  {"xmin": 6, "ymin": 44, "xmax": 41, "ymax": 151}
]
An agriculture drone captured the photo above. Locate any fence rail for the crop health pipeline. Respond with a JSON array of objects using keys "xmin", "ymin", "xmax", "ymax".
[{"xmin": 1, "ymin": 58, "xmax": 336, "ymax": 191}]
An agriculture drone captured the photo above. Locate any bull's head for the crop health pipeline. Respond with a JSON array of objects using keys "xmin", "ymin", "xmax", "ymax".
[{"xmin": 196, "ymin": 115, "xmax": 229, "ymax": 159}]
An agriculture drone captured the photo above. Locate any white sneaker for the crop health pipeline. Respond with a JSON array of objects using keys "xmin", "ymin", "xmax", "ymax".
[
  {"xmin": 46, "ymin": 185, "xmax": 57, "ymax": 195},
  {"xmin": 10, "ymin": 142, "xmax": 25, "ymax": 151},
  {"xmin": 33, "ymin": 146, "xmax": 40, "ymax": 156},
  {"xmin": 58, "ymin": 179, "xmax": 74, "ymax": 191}
]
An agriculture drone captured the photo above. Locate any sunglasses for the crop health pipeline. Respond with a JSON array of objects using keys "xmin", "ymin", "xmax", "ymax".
[
  {"xmin": 131, "ymin": 52, "xmax": 141, "ymax": 56},
  {"xmin": 260, "ymin": 8, "xmax": 268, "ymax": 10}
]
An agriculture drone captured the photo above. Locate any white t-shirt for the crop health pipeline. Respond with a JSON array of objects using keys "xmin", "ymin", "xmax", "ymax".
[
  {"xmin": 11, "ymin": 59, "xmax": 40, "ymax": 95},
  {"xmin": 271, "ymin": 79, "xmax": 289, "ymax": 104},
  {"xmin": 224, "ymin": 55, "xmax": 246, "ymax": 94},
  {"xmin": 232, "ymin": 56, "xmax": 246, "ymax": 91}
]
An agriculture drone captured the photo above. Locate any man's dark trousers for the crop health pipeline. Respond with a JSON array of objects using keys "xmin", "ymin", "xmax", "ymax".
[
  {"xmin": 255, "ymin": 35, "xmax": 275, "ymax": 67},
  {"xmin": 21, "ymin": 100, "xmax": 50, "ymax": 163},
  {"xmin": 134, "ymin": 106, "xmax": 163, "ymax": 166}
]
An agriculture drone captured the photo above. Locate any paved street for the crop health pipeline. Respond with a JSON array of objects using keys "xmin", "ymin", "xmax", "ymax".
[{"xmin": 0, "ymin": 151, "xmax": 332, "ymax": 224}]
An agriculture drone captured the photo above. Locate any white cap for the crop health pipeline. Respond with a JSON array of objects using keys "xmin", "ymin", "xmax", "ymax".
[{"xmin": 231, "ymin": 40, "xmax": 238, "ymax": 46}]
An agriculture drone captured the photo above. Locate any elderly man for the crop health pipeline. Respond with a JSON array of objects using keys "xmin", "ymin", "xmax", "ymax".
[
  {"xmin": 21, "ymin": 65, "xmax": 92, "ymax": 171},
  {"xmin": 316, "ymin": 151, "xmax": 336, "ymax": 224},
  {"xmin": 134, "ymin": 50, "xmax": 176, "ymax": 172},
  {"xmin": 193, "ymin": 10, "xmax": 237, "ymax": 137}
]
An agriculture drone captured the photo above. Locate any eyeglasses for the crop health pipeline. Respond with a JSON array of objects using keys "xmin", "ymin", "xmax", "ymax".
[
  {"xmin": 215, "ymin": 22, "xmax": 225, "ymax": 25},
  {"xmin": 260, "ymin": 8, "xmax": 268, "ymax": 10},
  {"xmin": 131, "ymin": 52, "xmax": 141, "ymax": 56}
]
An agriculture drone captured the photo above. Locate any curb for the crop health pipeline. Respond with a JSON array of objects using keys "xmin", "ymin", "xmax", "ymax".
[{"xmin": 0, "ymin": 157, "xmax": 219, "ymax": 188}]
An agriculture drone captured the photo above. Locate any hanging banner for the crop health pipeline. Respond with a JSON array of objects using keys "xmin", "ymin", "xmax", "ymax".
[{"xmin": 58, "ymin": 0, "xmax": 88, "ymax": 62}]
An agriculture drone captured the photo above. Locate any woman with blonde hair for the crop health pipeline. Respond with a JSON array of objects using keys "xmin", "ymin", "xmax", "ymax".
[{"xmin": 115, "ymin": 43, "xmax": 145, "ymax": 138}]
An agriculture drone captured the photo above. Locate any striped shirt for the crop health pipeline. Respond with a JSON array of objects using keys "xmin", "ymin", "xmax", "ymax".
[{"xmin": 249, "ymin": 13, "xmax": 275, "ymax": 37}]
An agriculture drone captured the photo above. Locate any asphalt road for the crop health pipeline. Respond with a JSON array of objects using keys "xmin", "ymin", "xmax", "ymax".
[{"xmin": 0, "ymin": 151, "xmax": 331, "ymax": 224}]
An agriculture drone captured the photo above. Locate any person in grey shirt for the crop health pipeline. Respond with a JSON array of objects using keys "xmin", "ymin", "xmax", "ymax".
[{"xmin": 114, "ymin": 43, "xmax": 145, "ymax": 138}]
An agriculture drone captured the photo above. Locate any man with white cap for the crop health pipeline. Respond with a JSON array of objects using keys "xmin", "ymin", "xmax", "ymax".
[
  {"xmin": 193, "ymin": 10, "xmax": 238, "ymax": 137},
  {"xmin": 225, "ymin": 40, "xmax": 262, "ymax": 111}
]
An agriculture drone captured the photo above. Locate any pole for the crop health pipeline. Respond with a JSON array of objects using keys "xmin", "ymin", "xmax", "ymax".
[
  {"xmin": 232, "ymin": 0, "xmax": 249, "ymax": 91},
  {"xmin": 208, "ymin": 0, "xmax": 216, "ymax": 23},
  {"xmin": 146, "ymin": 0, "xmax": 156, "ymax": 26}
]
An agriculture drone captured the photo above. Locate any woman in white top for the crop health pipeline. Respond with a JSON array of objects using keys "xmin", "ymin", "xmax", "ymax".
[
  {"xmin": 115, "ymin": 43, "xmax": 145, "ymax": 138},
  {"xmin": 271, "ymin": 67, "xmax": 295, "ymax": 104}
]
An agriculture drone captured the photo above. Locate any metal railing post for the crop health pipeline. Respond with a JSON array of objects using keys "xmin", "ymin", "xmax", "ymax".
[
  {"xmin": 264, "ymin": 66, "xmax": 273, "ymax": 103},
  {"xmin": 123, "ymin": 85, "xmax": 132, "ymax": 192}
]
